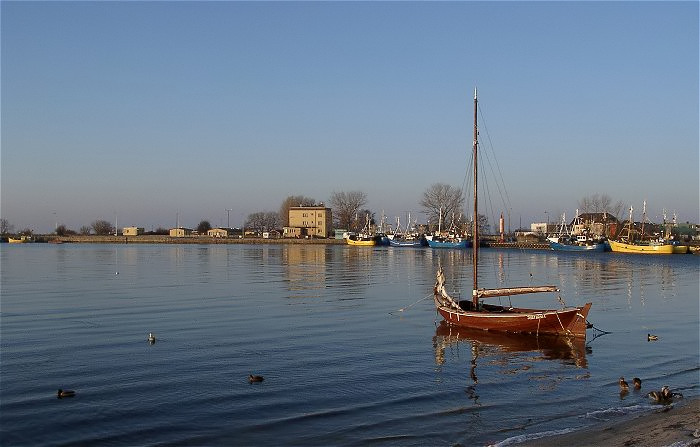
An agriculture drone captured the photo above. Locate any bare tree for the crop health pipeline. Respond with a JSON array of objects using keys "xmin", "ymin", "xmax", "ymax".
[
  {"xmin": 0, "ymin": 218, "xmax": 13, "ymax": 235},
  {"xmin": 56, "ymin": 224, "xmax": 76, "ymax": 236},
  {"xmin": 329, "ymin": 191, "xmax": 367, "ymax": 230},
  {"xmin": 80, "ymin": 226, "xmax": 92, "ymax": 235},
  {"xmin": 245, "ymin": 211, "xmax": 279, "ymax": 234},
  {"xmin": 91, "ymin": 220, "xmax": 114, "ymax": 235},
  {"xmin": 279, "ymin": 195, "xmax": 315, "ymax": 226},
  {"xmin": 578, "ymin": 193, "xmax": 625, "ymax": 219},
  {"xmin": 420, "ymin": 183, "xmax": 464, "ymax": 232}
]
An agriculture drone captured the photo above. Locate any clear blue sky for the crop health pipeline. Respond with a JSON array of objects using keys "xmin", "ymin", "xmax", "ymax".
[{"xmin": 2, "ymin": 1, "xmax": 698, "ymax": 233}]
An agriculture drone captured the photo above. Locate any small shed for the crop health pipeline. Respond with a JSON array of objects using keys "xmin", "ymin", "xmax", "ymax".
[
  {"xmin": 123, "ymin": 227, "xmax": 144, "ymax": 236},
  {"xmin": 169, "ymin": 228, "xmax": 193, "ymax": 237}
]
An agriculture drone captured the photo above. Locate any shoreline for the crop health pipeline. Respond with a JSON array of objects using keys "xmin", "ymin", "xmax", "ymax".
[
  {"xmin": 501, "ymin": 397, "xmax": 700, "ymax": 447},
  {"xmin": 7, "ymin": 234, "xmax": 553, "ymax": 249}
]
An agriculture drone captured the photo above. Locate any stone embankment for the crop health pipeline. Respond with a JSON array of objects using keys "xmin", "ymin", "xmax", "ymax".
[
  {"xmin": 44, "ymin": 235, "xmax": 346, "ymax": 245},
  {"xmin": 36, "ymin": 235, "xmax": 550, "ymax": 249}
]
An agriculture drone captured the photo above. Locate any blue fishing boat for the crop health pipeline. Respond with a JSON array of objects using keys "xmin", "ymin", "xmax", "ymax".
[
  {"xmin": 387, "ymin": 213, "xmax": 426, "ymax": 247},
  {"xmin": 427, "ymin": 237, "xmax": 471, "ymax": 249},
  {"xmin": 389, "ymin": 237, "xmax": 426, "ymax": 247},
  {"xmin": 549, "ymin": 239, "xmax": 605, "ymax": 252}
]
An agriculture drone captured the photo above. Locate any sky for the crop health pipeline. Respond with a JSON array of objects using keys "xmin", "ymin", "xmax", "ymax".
[{"xmin": 2, "ymin": 1, "xmax": 698, "ymax": 233}]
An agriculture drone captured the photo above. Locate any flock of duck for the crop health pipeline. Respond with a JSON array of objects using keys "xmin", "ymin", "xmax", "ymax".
[
  {"xmin": 619, "ymin": 376, "xmax": 684, "ymax": 404},
  {"xmin": 56, "ymin": 331, "xmax": 684, "ymax": 405},
  {"xmin": 57, "ymin": 332, "xmax": 266, "ymax": 399},
  {"xmin": 615, "ymin": 333, "xmax": 684, "ymax": 404}
]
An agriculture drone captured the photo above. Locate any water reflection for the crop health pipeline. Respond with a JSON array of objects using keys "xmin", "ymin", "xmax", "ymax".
[{"xmin": 433, "ymin": 321, "xmax": 589, "ymax": 372}]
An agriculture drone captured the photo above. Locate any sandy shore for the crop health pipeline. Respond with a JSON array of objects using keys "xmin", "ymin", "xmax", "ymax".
[{"xmin": 507, "ymin": 397, "xmax": 699, "ymax": 447}]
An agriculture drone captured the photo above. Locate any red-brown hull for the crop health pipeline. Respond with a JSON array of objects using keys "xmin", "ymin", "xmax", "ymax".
[{"xmin": 434, "ymin": 297, "xmax": 592, "ymax": 338}]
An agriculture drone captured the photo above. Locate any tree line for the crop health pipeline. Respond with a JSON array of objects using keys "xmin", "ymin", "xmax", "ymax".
[{"xmin": 1, "ymin": 191, "xmax": 629, "ymax": 237}]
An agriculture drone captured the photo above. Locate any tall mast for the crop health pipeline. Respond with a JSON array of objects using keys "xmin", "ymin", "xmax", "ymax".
[{"xmin": 472, "ymin": 88, "xmax": 479, "ymax": 307}]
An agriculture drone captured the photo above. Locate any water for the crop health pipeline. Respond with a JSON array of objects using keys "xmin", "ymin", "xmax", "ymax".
[{"xmin": 1, "ymin": 244, "xmax": 698, "ymax": 446}]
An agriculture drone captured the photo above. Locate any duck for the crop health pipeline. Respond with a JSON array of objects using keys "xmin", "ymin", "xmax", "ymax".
[
  {"xmin": 248, "ymin": 374, "xmax": 264, "ymax": 383},
  {"xmin": 647, "ymin": 333, "xmax": 659, "ymax": 341},
  {"xmin": 633, "ymin": 377, "xmax": 642, "ymax": 390},
  {"xmin": 661, "ymin": 385, "xmax": 683, "ymax": 400},
  {"xmin": 148, "ymin": 333, "xmax": 156, "ymax": 344},
  {"xmin": 647, "ymin": 386, "xmax": 683, "ymax": 404},
  {"xmin": 619, "ymin": 377, "xmax": 630, "ymax": 392},
  {"xmin": 57, "ymin": 389, "xmax": 75, "ymax": 398},
  {"xmin": 647, "ymin": 390, "xmax": 665, "ymax": 403}
]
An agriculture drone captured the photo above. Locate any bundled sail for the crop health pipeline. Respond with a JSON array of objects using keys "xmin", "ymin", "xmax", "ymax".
[{"xmin": 432, "ymin": 89, "xmax": 592, "ymax": 338}]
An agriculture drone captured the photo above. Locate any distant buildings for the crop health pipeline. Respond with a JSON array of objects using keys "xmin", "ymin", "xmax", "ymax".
[
  {"xmin": 284, "ymin": 206, "xmax": 332, "ymax": 238},
  {"xmin": 207, "ymin": 228, "xmax": 231, "ymax": 238},
  {"xmin": 169, "ymin": 227, "xmax": 192, "ymax": 237},
  {"xmin": 122, "ymin": 227, "xmax": 144, "ymax": 236}
]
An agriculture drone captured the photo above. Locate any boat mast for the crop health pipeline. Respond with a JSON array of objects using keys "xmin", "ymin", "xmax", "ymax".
[{"xmin": 472, "ymin": 87, "xmax": 479, "ymax": 308}]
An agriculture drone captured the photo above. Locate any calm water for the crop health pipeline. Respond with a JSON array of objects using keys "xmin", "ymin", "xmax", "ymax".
[{"xmin": 1, "ymin": 244, "xmax": 698, "ymax": 446}]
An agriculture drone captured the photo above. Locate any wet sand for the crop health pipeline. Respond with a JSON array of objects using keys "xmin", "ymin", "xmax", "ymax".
[{"xmin": 513, "ymin": 397, "xmax": 700, "ymax": 446}]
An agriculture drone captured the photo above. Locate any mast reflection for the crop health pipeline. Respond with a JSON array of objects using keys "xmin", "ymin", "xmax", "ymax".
[{"xmin": 433, "ymin": 321, "xmax": 589, "ymax": 373}]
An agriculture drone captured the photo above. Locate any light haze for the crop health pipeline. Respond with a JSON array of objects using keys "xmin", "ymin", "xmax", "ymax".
[{"xmin": 2, "ymin": 2, "xmax": 698, "ymax": 233}]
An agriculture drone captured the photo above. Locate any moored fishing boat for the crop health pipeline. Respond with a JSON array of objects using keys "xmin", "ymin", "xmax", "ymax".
[
  {"xmin": 547, "ymin": 212, "xmax": 606, "ymax": 252},
  {"xmin": 608, "ymin": 204, "xmax": 674, "ymax": 254},
  {"xmin": 8, "ymin": 235, "xmax": 33, "ymax": 243},
  {"xmin": 345, "ymin": 214, "xmax": 378, "ymax": 246},
  {"xmin": 388, "ymin": 213, "xmax": 426, "ymax": 247},
  {"xmin": 427, "ymin": 237, "xmax": 470, "ymax": 249},
  {"xmin": 345, "ymin": 235, "xmax": 376, "ymax": 246},
  {"xmin": 433, "ymin": 89, "xmax": 592, "ymax": 338},
  {"xmin": 549, "ymin": 240, "xmax": 606, "ymax": 252},
  {"xmin": 389, "ymin": 236, "xmax": 426, "ymax": 247}
]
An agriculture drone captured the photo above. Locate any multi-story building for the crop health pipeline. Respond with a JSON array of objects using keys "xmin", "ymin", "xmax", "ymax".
[{"xmin": 285, "ymin": 206, "xmax": 332, "ymax": 238}]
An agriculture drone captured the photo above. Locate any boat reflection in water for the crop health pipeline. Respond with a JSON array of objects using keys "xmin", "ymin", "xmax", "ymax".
[{"xmin": 433, "ymin": 321, "xmax": 589, "ymax": 379}]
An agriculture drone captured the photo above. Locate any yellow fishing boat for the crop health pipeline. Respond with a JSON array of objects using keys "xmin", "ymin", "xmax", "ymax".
[
  {"xmin": 672, "ymin": 244, "xmax": 689, "ymax": 254},
  {"xmin": 608, "ymin": 203, "xmax": 674, "ymax": 254},
  {"xmin": 345, "ymin": 213, "xmax": 377, "ymax": 246},
  {"xmin": 608, "ymin": 239, "xmax": 674, "ymax": 254},
  {"xmin": 345, "ymin": 236, "xmax": 376, "ymax": 246},
  {"xmin": 8, "ymin": 235, "xmax": 33, "ymax": 243}
]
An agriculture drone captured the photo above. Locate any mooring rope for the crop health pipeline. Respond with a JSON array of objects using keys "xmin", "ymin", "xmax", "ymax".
[{"xmin": 392, "ymin": 292, "xmax": 433, "ymax": 314}]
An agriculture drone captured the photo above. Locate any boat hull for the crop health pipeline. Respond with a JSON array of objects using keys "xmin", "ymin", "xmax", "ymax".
[
  {"xmin": 434, "ymin": 298, "xmax": 592, "ymax": 338},
  {"xmin": 427, "ymin": 239, "xmax": 470, "ymax": 249},
  {"xmin": 608, "ymin": 240, "xmax": 674, "ymax": 254},
  {"xmin": 549, "ymin": 242, "xmax": 605, "ymax": 252},
  {"xmin": 672, "ymin": 245, "xmax": 689, "ymax": 254},
  {"xmin": 388, "ymin": 239, "xmax": 425, "ymax": 247},
  {"xmin": 346, "ymin": 238, "xmax": 376, "ymax": 246}
]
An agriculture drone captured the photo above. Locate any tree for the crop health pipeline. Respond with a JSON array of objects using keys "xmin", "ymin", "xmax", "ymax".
[
  {"xmin": 80, "ymin": 226, "xmax": 92, "ymax": 235},
  {"xmin": 197, "ymin": 220, "xmax": 212, "ymax": 234},
  {"xmin": 91, "ymin": 220, "xmax": 114, "ymax": 235},
  {"xmin": 578, "ymin": 193, "xmax": 625, "ymax": 219},
  {"xmin": 329, "ymin": 191, "xmax": 367, "ymax": 230},
  {"xmin": 0, "ymin": 218, "xmax": 13, "ymax": 235},
  {"xmin": 351, "ymin": 209, "xmax": 375, "ymax": 232},
  {"xmin": 245, "ymin": 211, "xmax": 279, "ymax": 234},
  {"xmin": 56, "ymin": 224, "xmax": 76, "ymax": 236},
  {"xmin": 420, "ymin": 183, "xmax": 464, "ymax": 232},
  {"xmin": 466, "ymin": 213, "xmax": 489, "ymax": 236},
  {"xmin": 279, "ymin": 195, "xmax": 316, "ymax": 226}
]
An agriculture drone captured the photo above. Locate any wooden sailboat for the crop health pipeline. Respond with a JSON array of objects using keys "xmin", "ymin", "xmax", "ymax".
[{"xmin": 433, "ymin": 89, "xmax": 592, "ymax": 338}]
